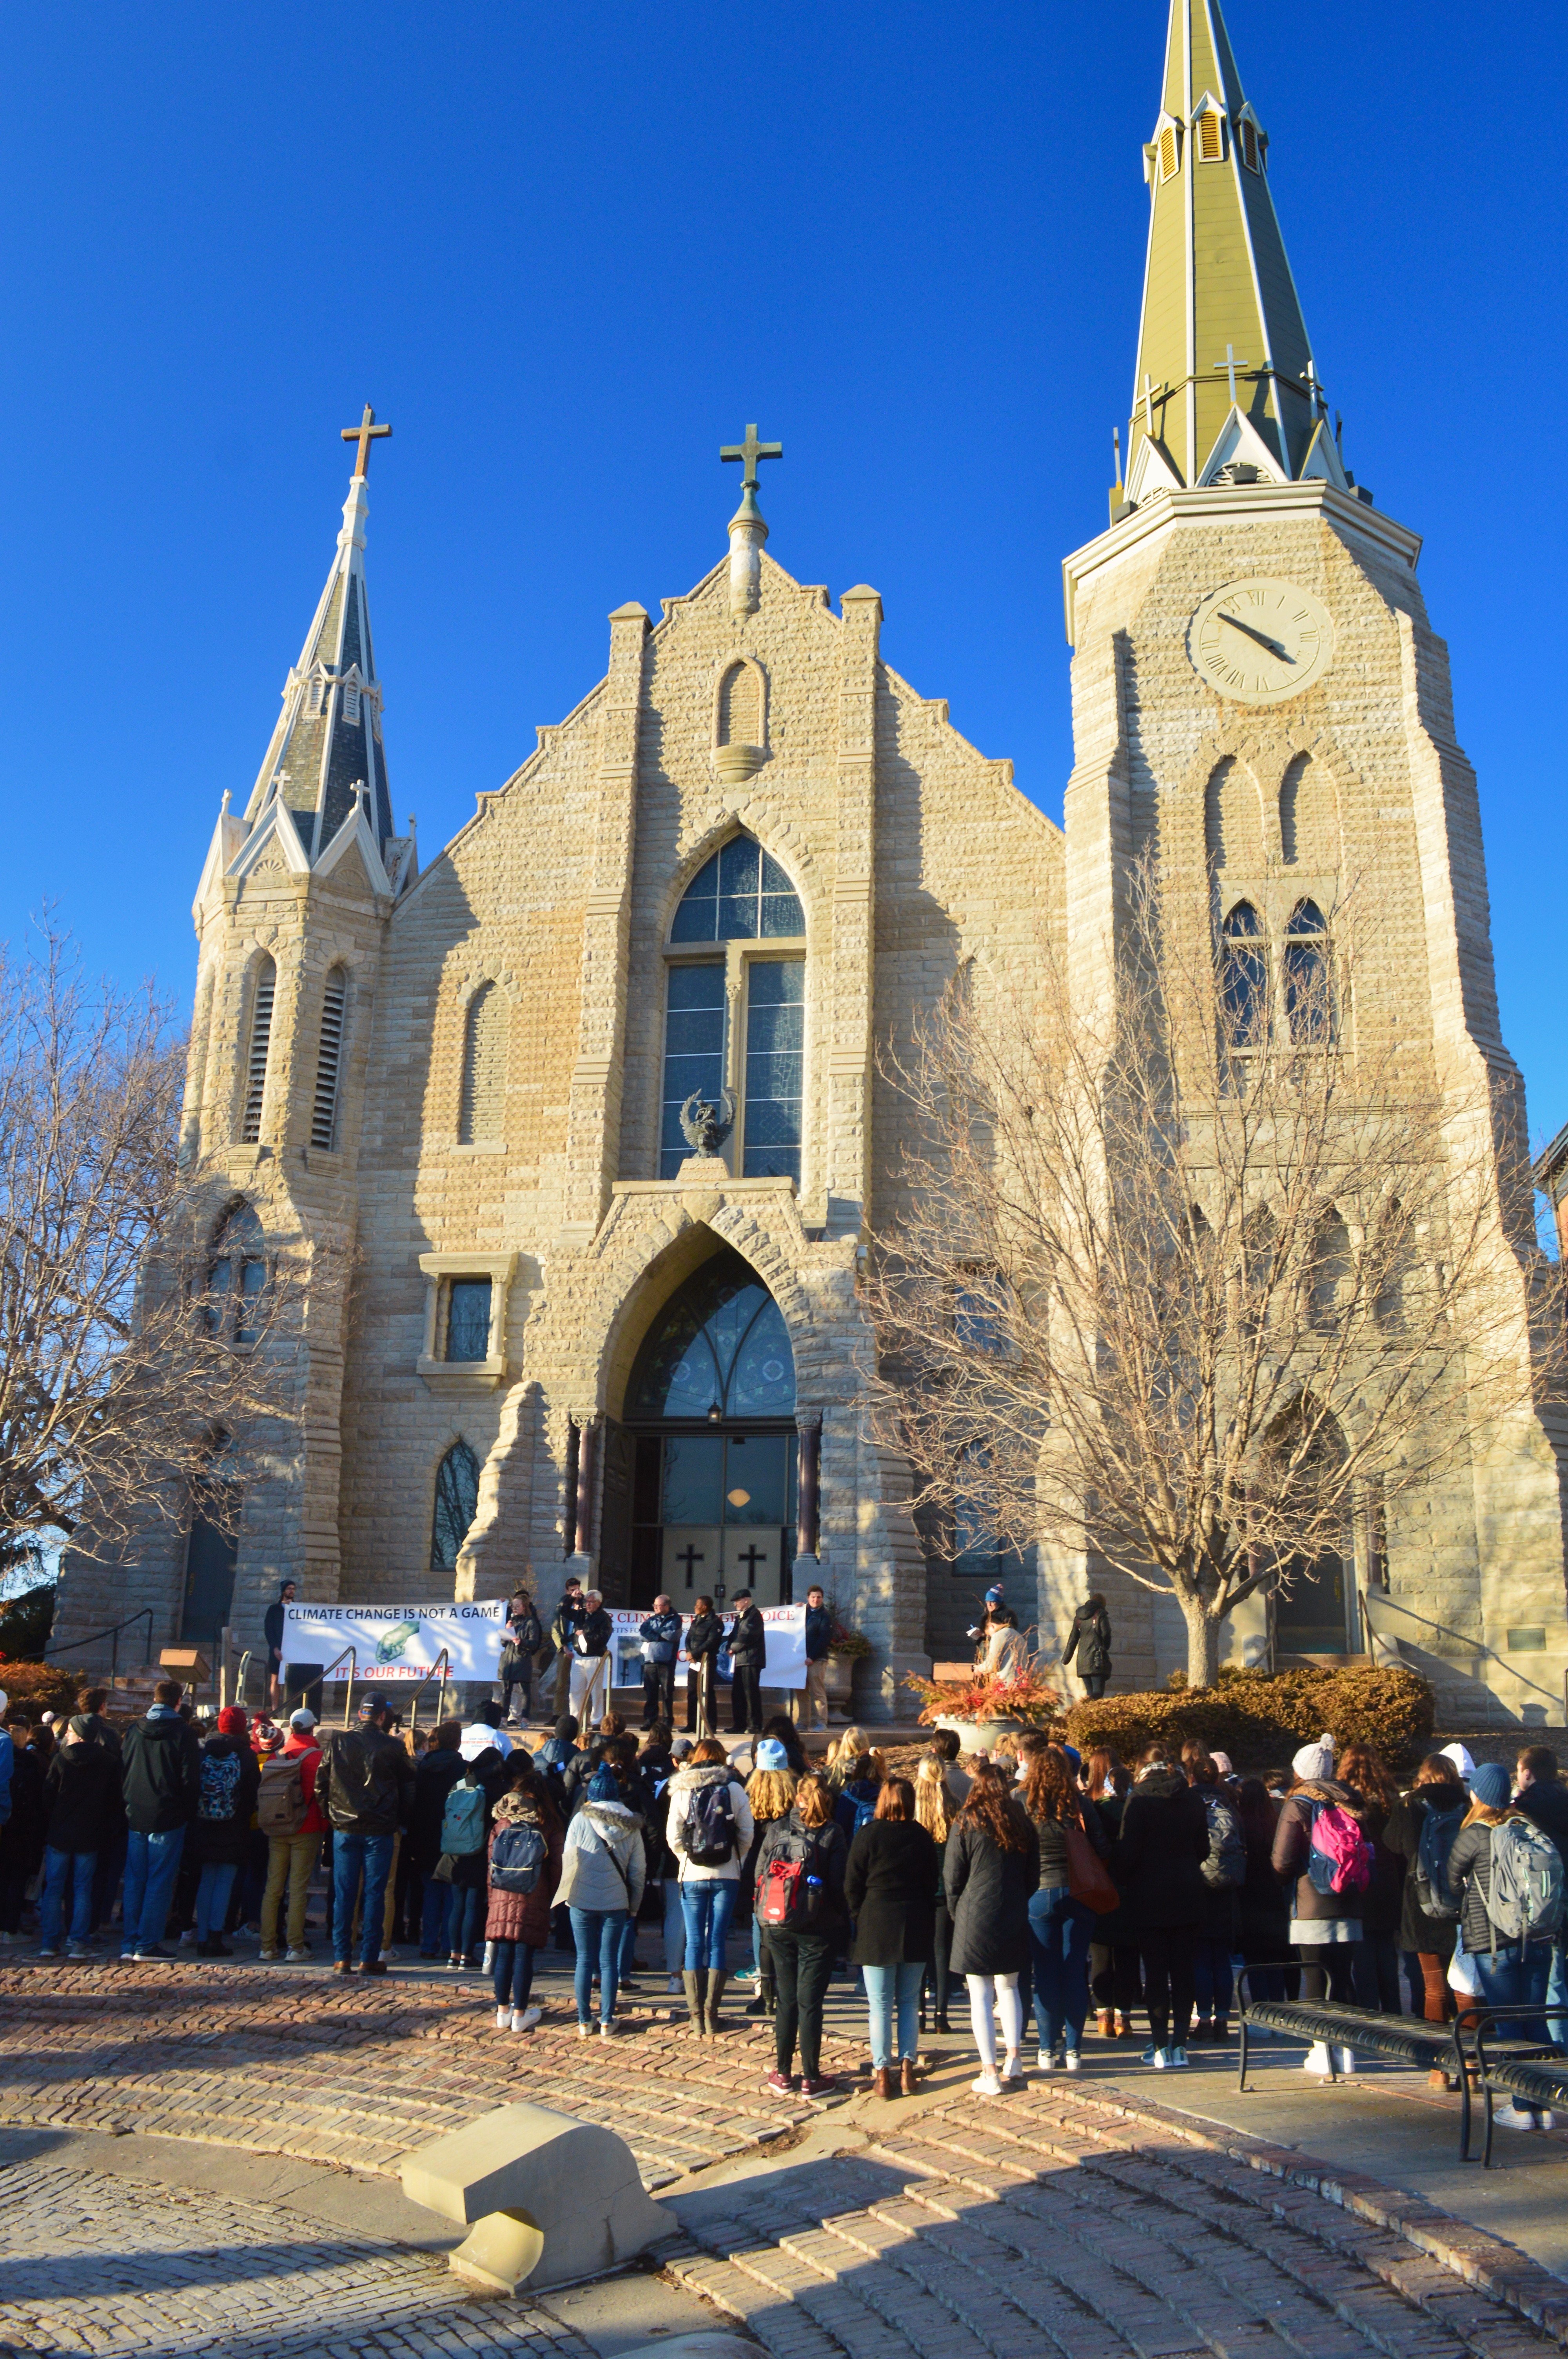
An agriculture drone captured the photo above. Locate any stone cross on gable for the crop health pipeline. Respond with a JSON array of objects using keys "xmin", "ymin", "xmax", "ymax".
[
  {"xmin": 341, "ymin": 404, "xmax": 392, "ymax": 477},
  {"xmin": 720, "ymin": 423, "xmax": 782, "ymax": 490}
]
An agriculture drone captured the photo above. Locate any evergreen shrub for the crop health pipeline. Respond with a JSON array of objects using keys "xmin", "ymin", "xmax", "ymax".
[{"xmin": 1062, "ymin": 1662, "xmax": 1435, "ymax": 1772}]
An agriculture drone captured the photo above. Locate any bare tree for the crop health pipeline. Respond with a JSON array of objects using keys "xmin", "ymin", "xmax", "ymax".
[
  {"xmin": 0, "ymin": 920, "xmax": 318, "ymax": 1569},
  {"xmin": 865, "ymin": 860, "xmax": 1562, "ymax": 1687}
]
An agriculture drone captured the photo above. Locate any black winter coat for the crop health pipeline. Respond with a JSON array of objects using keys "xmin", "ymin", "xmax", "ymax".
[
  {"xmin": 1118, "ymin": 1769, "xmax": 1209, "ymax": 1932},
  {"xmin": 803, "ymin": 1604, "xmax": 833, "ymax": 1661},
  {"xmin": 684, "ymin": 1612, "xmax": 722, "ymax": 1662},
  {"xmin": 946, "ymin": 1808, "xmax": 1040, "ymax": 1976},
  {"xmin": 844, "ymin": 1819, "xmax": 938, "ymax": 1964},
  {"xmin": 1384, "ymin": 1778, "xmax": 1466, "ymax": 1958},
  {"xmin": 121, "ymin": 1712, "xmax": 203, "ymax": 1836},
  {"xmin": 0, "ymin": 1742, "xmax": 47, "ymax": 1870},
  {"xmin": 42, "ymin": 1741, "xmax": 124, "ymax": 1854},
  {"xmin": 1062, "ymin": 1604, "xmax": 1112, "ymax": 1678},
  {"xmin": 316, "ymin": 1724, "xmax": 415, "ymax": 1837},
  {"xmin": 756, "ymin": 1807, "xmax": 848, "ymax": 1937},
  {"xmin": 411, "ymin": 1746, "xmax": 468, "ymax": 1872},
  {"xmin": 1517, "ymin": 1776, "xmax": 1568, "ymax": 1861},
  {"xmin": 727, "ymin": 1606, "xmax": 766, "ymax": 1668},
  {"xmin": 574, "ymin": 1606, "xmax": 613, "ymax": 1660}
]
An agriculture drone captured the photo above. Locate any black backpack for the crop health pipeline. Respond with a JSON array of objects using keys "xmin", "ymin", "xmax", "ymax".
[{"xmin": 683, "ymin": 1778, "xmax": 737, "ymax": 1866}]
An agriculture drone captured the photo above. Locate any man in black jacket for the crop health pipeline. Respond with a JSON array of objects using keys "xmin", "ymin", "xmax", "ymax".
[
  {"xmin": 1515, "ymin": 1747, "xmax": 1568, "ymax": 2045},
  {"xmin": 500, "ymin": 1585, "xmax": 543, "ymax": 1725},
  {"xmin": 120, "ymin": 1681, "xmax": 203, "ymax": 1961},
  {"xmin": 638, "ymin": 1595, "xmax": 682, "ymax": 1730},
  {"xmin": 38, "ymin": 1721, "xmax": 124, "ymax": 1958},
  {"xmin": 802, "ymin": 1585, "xmax": 833, "ymax": 1731},
  {"xmin": 568, "ymin": 1589, "xmax": 613, "ymax": 1736},
  {"xmin": 264, "ymin": 1579, "xmax": 297, "ymax": 1707},
  {"xmin": 551, "ymin": 1577, "xmax": 585, "ymax": 1717},
  {"xmin": 726, "ymin": 1591, "xmax": 766, "ymax": 1736},
  {"xmin": 316, "ymin": 1694, "xmax": 415, "ymax": 1976},
  {"xmin": 410, "ymin": 1719, "xmax": 466, "ymax": 1956}
]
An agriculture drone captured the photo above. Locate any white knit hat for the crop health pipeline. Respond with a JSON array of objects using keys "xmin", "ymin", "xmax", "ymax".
[
  {"xmin": 1438, "ymin": 1741, "xmax": 1476, "ymax": 1784},
  {"xmin": 1291, "ymin": 1732, "xmax": 1334, "ymax": 1781}
]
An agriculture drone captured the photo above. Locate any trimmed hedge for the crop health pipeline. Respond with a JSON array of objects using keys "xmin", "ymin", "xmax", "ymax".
[
  {"xmin": 0, "ymin": 1659, "xmax": 90, "ymax": 1720},
  {"xmin": 1062, "ymin": 1663, "xmax": 1435, "ymax": 1774}
]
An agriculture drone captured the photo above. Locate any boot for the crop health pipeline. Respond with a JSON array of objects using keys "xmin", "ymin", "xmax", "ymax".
[
  {"xmin": 683, "ymin": 1969, "xmax": 708, "ymax": 2037},
  {"xmin": 874, "ymin": 2065, "xmax": 897, "ymax": 2101},
  {"xmin": 1096, "ymin": 2008, "xmax": 1115, "ymax": 2039},
  {"xmin": 900, "ymin": 2057, "xmax": 919, "ymax": 2097},
  {"xmin": 704, "ymin": 1970, "xmax": 728, "ymax": 2035},
  {"xmin": 1115, "ymin": 2012, "xmax": 1132, "ymax": 2038}
]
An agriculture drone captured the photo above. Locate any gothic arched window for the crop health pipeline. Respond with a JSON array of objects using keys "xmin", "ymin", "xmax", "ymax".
[
  {"xmin": 205, "ymin": 1202, "xmax": 267, "ymax": 1344},
  {"xmin": 310, "ymin": 968, "xmax": 347, "ymax": 1150},
  {"xmin": 662, "ymin": 834, "xmax": 805, "ymax": 1183},
  {"xmin": 459, "ymin": 982, "xmax": 506, "ymax": 1143},
  {"xmin": 241, "ymin": 956, "xmax": 276, "ymax": 1143},
  {"xmin": 670, "ymin": 833, "xmax": 802, "ymax": 943},
  {"xmin": 627, "ymin": 1249, "xmax": 795, "ymax": 1419},
  {"xmin": 1219, "ymin": 901, "xmax": 1267, "ymax": 1047},
  {"xmin": 430, "ymin": 1440, "xmax": 480, "ymax": 1573},
  {"xmin": 1283, "ymin": 900, "xmax": 1332, "ymax": 1043}
]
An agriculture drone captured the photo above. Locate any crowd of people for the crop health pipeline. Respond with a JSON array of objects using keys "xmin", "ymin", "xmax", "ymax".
[{"xmin": 2, "ymin": 1670, "xmax": 1564, "ymax": 2126}]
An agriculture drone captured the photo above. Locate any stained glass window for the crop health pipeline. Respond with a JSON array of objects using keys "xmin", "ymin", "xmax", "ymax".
[
  {"xmin": 628, "ymin": 1250, "xmax": 796, "ymax": 1419},
  {"xmin": 743, "ymin": 960, "xmax": 804, "ymax": 1181},
  {"xmin": 1283, "ymin": 900, "xmax": 1332, "ymax": 1044},
  {"xmin": 430, "ymin": 1440, "xmax": 480, "ymax": 1573},
  {"xmin": 670, "ymin": 833, "xmax": 803, "ymax": 943},
  {"xmin": 1219, "ymin": 900, "xmax": 1267, "ymax": 1047}
]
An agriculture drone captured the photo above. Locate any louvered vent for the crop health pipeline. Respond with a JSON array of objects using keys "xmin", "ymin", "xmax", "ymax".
[
  {"xmin": 1159, "ymin": 125, "xmax": 1180, "ymax": 179},
  {"xmin": 311, "ymin": 969, "xmax": 347, "ymax": 1149},
  {"xmin": 1240, "ymin": 120, "xmax": 1259, "ymax": 171},
  {"xmin": 241, "ymin": 958, "xmax": 276, "ymax": 1144},
  {"xmin": 459, "ymin": 982, "xmax": 507, "ymax": 1144},
  {"xmin": 718, "ymin": 661, "xmax": 762, "ymax": 748},
  {"xmin": 343, "ymin": 682, "xmax": 361, "ymax": 724},
  {"xmin": 1198, "ymin": 109, "xmax": 1222, "ymax": 161}
]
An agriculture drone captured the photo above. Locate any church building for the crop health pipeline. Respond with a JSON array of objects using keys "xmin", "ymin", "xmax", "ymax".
[{"xmin": 57, "ymin": 0, "xmax": 1568, "ymax": 1724}]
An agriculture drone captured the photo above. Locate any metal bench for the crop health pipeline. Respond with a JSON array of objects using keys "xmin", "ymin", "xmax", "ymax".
[{"xmin": 1236, "ymin": 1967, "xmax": 1565, "ymax": 2165}]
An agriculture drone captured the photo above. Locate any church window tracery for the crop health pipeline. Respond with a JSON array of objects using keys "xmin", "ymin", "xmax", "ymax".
[
  {"xmin": 1219, "ymin": 901, "xmax": 1267, "ymax": 1047},
  {"xmin": 430, "ymin": 1439, "xmax": 480, "ymax": 1573},
  {"xmin": 662, "ymin": 834, "xmax": 806, "ymax": 1183},
  {"xmin": 627, "ymin": 1250, "xmax": 795, "ymax": 1419},
  {"xmin": 241, "ymin": 956, "xmax": 276, "ymax": 1144},
  {"xmin": 1283, "ymin": 900, "xmax": 1333, "ymax": 1043},
  {"xmin": 311, "ymin": 968, "xmax": 347, "ymax": 1150},
  {"xmin": 204, "ymin": 1203, "xmax": 267, "ymax": 1345},
  {"xmin": 670, "ymin": 833, "xmax": 802, "ymax": 943}
]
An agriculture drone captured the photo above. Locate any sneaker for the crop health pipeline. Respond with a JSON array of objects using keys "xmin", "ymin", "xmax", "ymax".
[
  {"xmin": 1062, "ymin": 2046, "xmax": 1082, "ymax": 2072},
  {"xmin": 1166, "ymin": 2046, "xmax": 1189, "ymax": 2068},
  {"xmin": 381, "ymin": 1947, "xmax": 402, "ymax": 1965},
  {"xmin": 577, "ymin": 2022, "xmax": 593, "ymax": 2038},
  {"xmin": 36, "ymin": 1945, "xmax": 59, "ymax": 1959},
  {"xmin": 259, "ymin": 1948, "xmax": 283, "ymax": 1963},
  {"xmin": 971, "ymin": 2070, "xmax": 1004, "ymax": 2097},
  {"xmin": 800, "ymin": 2074, "xmax": 839, "ymax": 2100},
  {"xmin": 734, "ymin": 1966, "xmax": 760, "ymax": 1986},
  {"xmin": 512, "ymin": 2006, "xmax": 541, "ymax": 2031},
  {"xmin": 361, "ymin": 1959, "xmax": 388, "ymax": 1977},
  {"xmin": 666, "ymin": 1976, "xmax": 682, "ymax": 1994},
  {"xmin": 446, "ymin": 1955, "xmax": 464, "ymax": 1970},
  {"xmin": 65, "ymin": 1940, "xmax": 91, "ymax": 1960},
  {"xmin": 1303, "ymin": 2042, "xmax": 1333, "ymax": 2076},
  {"xmin": 764, "ymin": 2069, "xmax": 795, "ymax": 2097},
  {"xmin": 134, "ymin": 1945, "xmax": 169, "ymax": 1961},
  {"xmin": 179, "ymin": 1929, "xmax": 198, "ymax": 1947},
  {"xmin": 598, "ymin": 2017, "xmax": 616, "ymax": 2037},
  {"xmin": 119, "ymin": 1948, "xmax": 136, "ymax": 1962},
  {"xmin": 1493, "ymin": 2102, "xmax": 1540, "ymax": 2132},
  {"xmin": 285, "ymin": 1947, "xmax": 311, "ymax": 1963},
  {"xmin": 1141, "ymin": 2045, "xmax": 1167, "ymax": 2066},
  {"xmin": 495, "ymin": 2006, "xmax": 512, "ymax": 2030},
  {"xmin": 1334, "ymin": 2047, "xmax": 1357, "ymax": 2076},
  {"xmin": 1001, "ymin": 2053, "xmax": 1024, "ymax": 2084}
]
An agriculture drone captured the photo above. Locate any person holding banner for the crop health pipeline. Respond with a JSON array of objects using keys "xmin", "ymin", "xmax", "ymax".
[
  {"xmin": 638, "ymin": 1597, "xmax": 682, "ymax": 1730},
  {"xmin": 682, "ymin": 1597, "xmax": 722, "ymax": 1737},
  {"xmin": 569, "ymin": 1590, "xmax": 613, "ymax": 1736},
  {"xmin": 726, "ymin": 1591, "xmax": 767, "ymax": 1738}
]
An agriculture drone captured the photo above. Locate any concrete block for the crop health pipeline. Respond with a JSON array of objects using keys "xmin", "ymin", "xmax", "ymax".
[{"xmin": 399, "ymin": 2100, "xmax": 673, "ymax": 2294}]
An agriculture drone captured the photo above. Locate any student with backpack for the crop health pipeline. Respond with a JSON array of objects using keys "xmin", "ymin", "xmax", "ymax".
[
  {"xmin": 258, "ymin": 1707, "xmax": 325, "ymax": 1961},
  {"xmin": 1336, "ymin": 1743, "xmax": 1407, "ymax": 2016},
  {"xmin": 1447, "ymin": 1761, "xmax": 1564, "ymax": 2130},
  {"xmin": 1270, "ymin": 1735, "xmax": 1374, "ymax": 2075},
  {"xmin": 1017, "ymin": 1746, "xmax": 1109, "ymax": 2070},
  {"xmin": 754, "ymin": 1772, "xmax": 847, "ymax": 2097},
  {"xmin": 1184, "ymin": 1748, "xmax": 1245, "ymax": 2045},
  {"xmin": 667, "ymin": 1736, "xmax": 755, "ymax": 2036},
  {"xmin": 1386, "ymin": 1754, "xmax": 1469, "ymax": 2026},
  {"xmin": 555, "ymin": 1763, "xmax": 646, "ymax": 2034},
  {"xmin": 191, "ymin": 1707, "xmax": 261, "ymax": 1958},
  {"xmin": 437, "ymin": 1762, "xmax": 493, "ymax": 1969},
  {"xmin": 485, "ymin": 1762, "xmax": 562, "ymax": 2030},
  {"xmin": 1118, "ymin": 1745, "xmax": 1210, "ymax": 2069}
]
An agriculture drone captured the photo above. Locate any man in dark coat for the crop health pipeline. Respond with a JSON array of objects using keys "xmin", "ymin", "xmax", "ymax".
[
  {"xmin": 1117, "ymin": 1752, "xmax": 1210, "ymax": 2066},
  {"xmin": 638, "ymin": 1595, "xmax": 682, "ymax": 1730},
  {"xmin": 726, "ymin": 1591, "xmax": 766, "ymax": 1736},
  {"xmin": 316, "ymin": 1694, "xmax": 415, "ymax": 1976},
  {"xmin": 500, "ymin": 1586, "xmax": 543, "ymax": 1725},
  {"xmin": 120, "ymin": 1679, "xmax": 203, "ymax": 1960},
  {"xmin": 551, "ymin": 1578, "xmax": 586, "ymax": 1717},
  {"xmin": 802, "ymin": 1585, "xmax": 833, "ymax": 1732},
  {"xmin": 264, "ymin": 1579, "xmax": 297, "ymax": 1707},
  {"xmin": 38, "ymin": 1720, "xmax": 124, "ymax": 1957}
]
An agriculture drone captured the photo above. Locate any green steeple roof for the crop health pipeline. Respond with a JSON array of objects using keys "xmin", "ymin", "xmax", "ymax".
[{"xmin": 1128, "ymin": 0, "xmax": 1321, "ymax": 492}]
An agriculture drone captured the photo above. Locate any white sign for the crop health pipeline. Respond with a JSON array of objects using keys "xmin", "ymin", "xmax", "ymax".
[
  {"xmin": 281, "ymin": 1600, "xmax": 506, "ymax": 1684},
  {"xmin": 607, "ymin": 1604, "xmax": 807, "ymax": 1690}
]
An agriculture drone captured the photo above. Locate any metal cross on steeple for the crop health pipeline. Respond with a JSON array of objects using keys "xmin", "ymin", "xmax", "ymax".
[
  {"xmin": 1214, "ymin": 346, "xmax": 1249, "ymax": 411},
  {"xmin": 341, "ymin": 403, "xmax": 392, "ymax": 477},
  {"xmin": 1300, "ymin": 360, "xmax": 1327, "ymax": 417},
  {"xmin": 720, "ymin": 422, "xmax": 782, "ymax": 489}
]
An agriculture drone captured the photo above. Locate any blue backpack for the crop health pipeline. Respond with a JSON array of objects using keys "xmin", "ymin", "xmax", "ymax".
[
  {"xmin": 440, "ymin": 1781, "xmax": 488, "ymax": 1857},
  {"xmin": 490, "ymin": 1821, "xmax": 547, "ymax": 1894},
  {"xmin": 199, "ymin": 1749, "xmax": 241, "ymax": 1823},
  {"xmin": 1414, "ymin": 1797, "xmax": 1466, "ymax": 1922}
]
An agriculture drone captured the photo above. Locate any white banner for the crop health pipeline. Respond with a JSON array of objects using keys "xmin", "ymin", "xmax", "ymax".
[
  {"xmin": 607, "ymin": 1604, "xmax": 807, "ymax": 1691},
  {"xmin": 281, "ymin": 1600, "xmax": 506, "ymax": 1684}
]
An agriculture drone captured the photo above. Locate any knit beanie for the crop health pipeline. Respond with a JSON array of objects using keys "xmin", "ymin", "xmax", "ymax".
[
  {"xmin": 217, "ymin": 1705, "xmax": 249, "ymax": 1737},
  {"xmin": 1290, "ymin": 1733, "xmax": 1334, "ymax": 1782},
  {"xmin": 754, "ymin": 1737, "xmax": 789, "ymax": 1772},
  {"xmin": 1439, "ymin": 1742, "xmax": 1476, "ymax": 1785},
  {"xmin": 1469, "ymin": 1762, "xmax": 1510, "ymax": 1809},
  {"xmin": 587, "ymin": 1765, "xmax": 620, "ymax": 1803}
]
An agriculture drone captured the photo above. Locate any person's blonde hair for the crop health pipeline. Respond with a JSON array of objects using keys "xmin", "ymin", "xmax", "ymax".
[
  {"xmin": 914, "ymin": 1755, "xmax": 956, "ymax": 1843},
  {"xmin": 826, "ymin": 1728, "xmax": 866, "ymax": 1789},
  {"xmin": 1462, "ymin": 1798, "xmax": 1524, "ymax": 1830},
  {"xmin": 746, "ymin": 1767, "xmax": 798, "ymax": 1822}
]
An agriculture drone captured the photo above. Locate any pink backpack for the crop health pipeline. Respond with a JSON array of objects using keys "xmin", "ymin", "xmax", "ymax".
[{"xmin": 1307, "ymin": 1801, "xmax": 1372, "ymax": 1897}]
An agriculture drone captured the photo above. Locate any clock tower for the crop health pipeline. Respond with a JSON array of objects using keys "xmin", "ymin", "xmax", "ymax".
[{"xmin": 1055, "ymin": 0, "xmax": 1568, "ymax": 1714}]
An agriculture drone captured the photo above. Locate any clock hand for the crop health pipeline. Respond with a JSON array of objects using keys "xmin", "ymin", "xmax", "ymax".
[{"xmin": 1217, "ymin": 612, "xmax": 1292, "ymax": 662}]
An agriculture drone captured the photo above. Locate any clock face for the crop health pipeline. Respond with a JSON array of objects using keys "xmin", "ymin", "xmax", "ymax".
[{"xmin": 1188, "ymin": 577, "xmax": 1334, "ymax": 705}]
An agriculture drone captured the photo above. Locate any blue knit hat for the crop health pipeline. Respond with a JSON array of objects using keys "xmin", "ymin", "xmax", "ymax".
[
  {"xmin": 1469, "ymin": 1762, "xmax": 1510, "ymax": 1809},
  {"xmin": 587, "ymin": 1765, "xmax": 621, "ymax": 1803},
  {"xmin": 754, "ymin": 1737, "xmax": 789, "ymax": 1772}
]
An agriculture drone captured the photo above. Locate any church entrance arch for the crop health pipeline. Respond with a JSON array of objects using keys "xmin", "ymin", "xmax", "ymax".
[{"xmin": 619, "ymin": 1247, "xmax": 797, "ymax": 1610}]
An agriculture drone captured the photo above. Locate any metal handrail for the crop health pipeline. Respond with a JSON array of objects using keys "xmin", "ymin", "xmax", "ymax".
[
  {"xmin": 236, "ymin": 1649, "xmax": 254, "ymax": 1708},
  {"xmin": 406, "ymin": 1648, "xmax": 453, "ymax": 1745},
  {"xmin": 41, "ymin": 1608, "xmax": 154, "ymax": 1687},
  {"xmin": 1359, "ymin": 1585, "xmax": 1562, "ymax": 1708},
  {"xmin": 282, "ymin": 1643, "xmax": 357, "ymax": 1722}
]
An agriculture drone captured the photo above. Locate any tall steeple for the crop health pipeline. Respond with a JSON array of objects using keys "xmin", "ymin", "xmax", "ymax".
[
  {"xmin": 242, "ymin": 409, "xmax": 397, "ymax": 863},
  {"xmin": 1125, "ymin": 0, "xmax": 1338, "ymax": 499}
]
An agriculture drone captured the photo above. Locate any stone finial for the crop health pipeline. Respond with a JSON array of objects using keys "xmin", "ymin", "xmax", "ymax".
[{"xmin": 727, "ymin": 482, "xmax": 768, "ymax": 617}]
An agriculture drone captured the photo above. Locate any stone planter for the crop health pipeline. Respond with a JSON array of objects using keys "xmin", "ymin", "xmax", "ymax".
[
  {"xmin": 825, "ymin": 1656, "xmax": 860, "ymax": 1722},
  {"xmin": 933, "ymin": 1714, "xmax": 1029, "ymax": 1755}
]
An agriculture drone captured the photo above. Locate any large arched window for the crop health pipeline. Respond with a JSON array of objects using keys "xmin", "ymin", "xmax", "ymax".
[
  {"xmin": 662, "ymin": 834, "xmax": 805, "ymax": 1182},
  {"xmin": 1283, "ymin": 900, "xmax": 1332, "ymax": 1043},
  {"xmin": 627, "ymin": 1250, "xmax": 795, "ymax": 1420},
  {"xmin": 1218, "ymin": 901, "xmax": 1267, "ymax": 1047},
  {"xmin": 310, "ymin": 968, "xmax": 347, "ymax": 1150},
  {"xmin": 241, "ymin": 956, "xmax": 276, "ymax": 1143},
  {"xmin": 430, "ymin": 1440, "xmax": 480, "ymax": 1573},
  {"xmin": 459, "ymin": 982, "xmax": 507, "ymax": 1143},
  {"xmin": 205, "ymin": 1202, "xmax": 267, "ymax": 1344}
]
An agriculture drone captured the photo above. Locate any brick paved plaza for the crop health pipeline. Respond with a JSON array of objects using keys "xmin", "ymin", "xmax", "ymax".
[{"xmin": 4, "ymin": 1954, "xmax": 1568, "ymax": 2359}]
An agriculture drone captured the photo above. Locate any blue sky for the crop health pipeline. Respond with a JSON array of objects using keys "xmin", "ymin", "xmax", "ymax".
[{"xmin": 2, "ymin": 1, "xmax": 1564, "ymax": 1136}]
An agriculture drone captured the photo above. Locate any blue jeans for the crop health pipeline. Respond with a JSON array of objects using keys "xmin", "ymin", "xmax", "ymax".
[
  {"xmin": 492, "ymin": 1938, "xmax": 538, "ymax": 2010},
  {"xmin": 569, "ymin": 1905, "xmax": 627, "ymax": 2023},
  {"xmin": 40, "ymin": 1848, "xmax": 96, "ymax": 1945},
  {"xmin": 419, "ymin": 1875, "xmax": 449, "ymax": 1956},
  {"xmin": 445, "ymin": 1882, "xmax": 484, "ymax": 1961},
  {"xmin": 1546, "ymin": 1939, "xmax": 1568, "ymax": 2052},
  {"xmin": 1028, "ymin": 1885, "xmax": 1094, "ymax": 2053},
  {"xmin": 681, "ymin": 1877, "xmax": 738, "ymax": 1969},
  {"xmin": 122, "ymin": 1826, "xmax": 185, "ymax": 1954},
  {"xmin": 196, "ymin": 1862, "xmax": 238, "ymax": 1942},
  {"xmin": 1192, "ymin": 1934, "xmax": 1237, "ymax": 2024},
  {"xmin": 862, "ymin": 1961, "xmax": 924, "ymax": 2067},
  {"xmin": 1470, "ymin": 1937, "xmax": 1553, "ymax": 2048},
  {"xmin": 332, "ymin": 1831, "xmax": 395, "ymax": 1966},
  {"xmin": 660, "ymin": 1879, "xmax": 685, "ymax": 1974}
]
